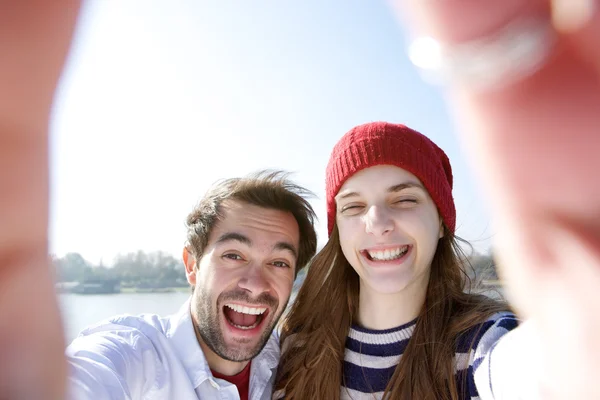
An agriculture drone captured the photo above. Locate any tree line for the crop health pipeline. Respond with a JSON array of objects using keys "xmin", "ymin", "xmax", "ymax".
[
  {"xmin": 52, "ymin": 248, "xmax": 499, "ymax": 291},
  {"xmin": 52, "ymin": 251, "xmax": 188, "ymax": 289}
]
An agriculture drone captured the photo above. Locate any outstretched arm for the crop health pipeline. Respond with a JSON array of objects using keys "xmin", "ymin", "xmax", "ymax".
[
  {"xmin": 393, "ymin": 0, "xmax": 600, "ymax": 398},
  {"xmin": 0, "ymin": 1, "xmax": 81, "ymax": 398}
]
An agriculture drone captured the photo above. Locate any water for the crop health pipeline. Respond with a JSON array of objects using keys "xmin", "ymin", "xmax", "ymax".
[
  {"xmin": 59, "ymin": 286, "xmax": 505, "ymax": 344},
  {"xmin": 59, "ymin": 292, "xmax": 190, "ymax": 344}
]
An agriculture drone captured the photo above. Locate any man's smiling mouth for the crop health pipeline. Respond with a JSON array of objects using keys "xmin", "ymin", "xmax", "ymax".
[{"xmin": 223, "ymin": 303, "xmax": 268, "ymax": 330}]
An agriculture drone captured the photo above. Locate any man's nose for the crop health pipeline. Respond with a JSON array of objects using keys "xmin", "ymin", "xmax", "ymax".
[{"xmin": 237, "ymin": 263, "xmax": 271, "ymax": 295}]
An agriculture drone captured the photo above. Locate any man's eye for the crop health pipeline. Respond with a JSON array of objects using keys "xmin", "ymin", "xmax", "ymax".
[
  {"xmin": 272, "ymin": 261, "xmax": 290, "ymax": 268},
  {"xmin": 223, "ymin": 253, "xmax": 243, "ymax": 261}
]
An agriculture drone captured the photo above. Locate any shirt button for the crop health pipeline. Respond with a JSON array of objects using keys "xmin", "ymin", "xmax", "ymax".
[{"xmin": 209, "ymin": 379, "xmax": 219, "ymax": 389}]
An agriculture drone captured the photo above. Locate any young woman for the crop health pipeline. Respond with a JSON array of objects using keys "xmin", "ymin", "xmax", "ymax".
[{"xmin": 275, "ymin": 121, "xmax": 517, "ymax": 399}]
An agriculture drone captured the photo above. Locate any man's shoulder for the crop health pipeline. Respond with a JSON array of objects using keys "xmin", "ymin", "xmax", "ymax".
[
  {"xmin": 67, "ymin": 312, "xmax": 173, "ymax": 357},
  {"xmin": 65, "ymin": 312, "xmax": 182, "ymax": 400},
  {"xmin": 85, "ymin": 311, "xmax": 169, "ymax": 335}
]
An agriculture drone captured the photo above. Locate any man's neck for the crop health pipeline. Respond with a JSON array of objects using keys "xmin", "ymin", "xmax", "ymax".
[
  {"xmin": 189, "ymin": 309, "xmax": 248, "ymax": 376},
  {"xmin": 198, "ymin": 339, "xmax": 249, "ymax": 376}
]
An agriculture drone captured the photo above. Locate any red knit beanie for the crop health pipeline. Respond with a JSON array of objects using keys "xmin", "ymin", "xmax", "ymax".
[{"xmin": 326, "ymin": 121, "xmax": 456, "ymax": 236}]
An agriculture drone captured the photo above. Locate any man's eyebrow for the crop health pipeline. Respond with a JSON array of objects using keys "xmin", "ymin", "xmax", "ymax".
[
  {"xmin": 216, "ymin": 232, "xmax": 297, "ymax": 259},
  {"xmin": 336, "ymin": 181, "xmax": 425, "ymax": 201},
  {"xmin": 274, "ymin": 241, "xmax": 298, "ymax": 259},
  {"xmin": 215, "ymin": 232, "xmax": 252, "ymax": 246}
]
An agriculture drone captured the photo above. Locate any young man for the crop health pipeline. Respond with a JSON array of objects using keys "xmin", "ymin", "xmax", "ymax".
[{"xmin": 66, "ymin": 171, "xmax": 317, "ymax": 400}]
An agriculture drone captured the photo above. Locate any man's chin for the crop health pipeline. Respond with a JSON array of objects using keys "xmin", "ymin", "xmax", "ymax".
[
  {"xmin": 219, "ymin": 322, "xmax": 274, "ymax": 360},
  {"xmin": 218, "ymin": 334, "xmax": 268, "ymax": 362},
  {"xmin": 218, "ymin": 345, "xmax": 261, "ymax": 363}
]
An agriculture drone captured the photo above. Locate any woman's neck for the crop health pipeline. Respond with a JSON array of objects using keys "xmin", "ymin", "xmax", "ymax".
[{"xmin": 356, "ymin": 276, "xmax": 428, "ymax": 330}]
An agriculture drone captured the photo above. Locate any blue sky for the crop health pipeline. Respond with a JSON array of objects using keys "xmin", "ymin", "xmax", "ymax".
[{"xmin": 49, "ymin": 0, "xmax": 494, "ymax": 264}]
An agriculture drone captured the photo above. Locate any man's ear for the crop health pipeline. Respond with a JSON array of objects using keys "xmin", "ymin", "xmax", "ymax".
[{"xmin": 183, "ymin": 247, "xmax": 197, "ymax": 286}]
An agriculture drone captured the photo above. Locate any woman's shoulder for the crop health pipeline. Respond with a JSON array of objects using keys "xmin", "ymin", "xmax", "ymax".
[
  {"xmin": 456, "ymin": 311, "xmax": 519, "ymax": 355},
  {"xmin": 479, "ymin": 311, "xmax": 520, "ymax": 333}
]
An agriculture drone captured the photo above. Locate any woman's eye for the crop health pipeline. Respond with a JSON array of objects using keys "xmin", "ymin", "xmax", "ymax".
[
  {"xmin": 395, "ymin": 198, "xmax": 417, "ymax": 204},
  {"xmin": 340, "ymin": 204, "xmax": 363, "ymax": 213}
]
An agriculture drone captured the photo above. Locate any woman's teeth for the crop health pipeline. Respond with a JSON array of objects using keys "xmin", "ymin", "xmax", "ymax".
[{"xmin": 367, "ymin": 246, "xmax": 409, "ymax": 261}]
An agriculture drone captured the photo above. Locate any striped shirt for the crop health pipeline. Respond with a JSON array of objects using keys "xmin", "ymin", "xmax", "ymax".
[{"xmin": 341, "ymin": 312, "xmax": 518, "ymax": 400}]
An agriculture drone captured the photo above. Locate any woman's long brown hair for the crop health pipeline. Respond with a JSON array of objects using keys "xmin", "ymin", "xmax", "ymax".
[{"xmin": 275, "ymin": 224, "xmax": 509, "ymax": 399}]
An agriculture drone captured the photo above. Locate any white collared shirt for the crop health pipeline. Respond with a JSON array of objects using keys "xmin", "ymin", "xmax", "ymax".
[{"xmin": 65, "ymin": 298, "xmax": 280, "ymax": 400}]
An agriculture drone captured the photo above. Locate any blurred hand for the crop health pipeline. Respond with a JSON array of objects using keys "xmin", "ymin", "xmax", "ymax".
[
  {"xmin": 393, "ymin": 0, "xmax": 600, "ymax": 398},
  {"xmin": 0, "ymin": 1, "xmax": 80, "ymax": 398}
]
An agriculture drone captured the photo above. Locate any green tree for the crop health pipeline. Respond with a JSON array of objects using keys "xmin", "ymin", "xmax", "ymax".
[{"xmin": 54, "ymin": 252, "xmax": 93, "ymax": 282}]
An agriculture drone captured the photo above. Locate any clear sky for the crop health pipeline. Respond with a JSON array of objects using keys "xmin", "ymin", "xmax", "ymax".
[{"xmin": 49, "ymin": 0, "xmax": 495, "ymax": 265}]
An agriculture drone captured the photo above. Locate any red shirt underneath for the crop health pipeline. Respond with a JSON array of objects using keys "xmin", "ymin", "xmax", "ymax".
[{"xmin": 210, "ymin": 361, "xmax": 251, "ymax": 400}]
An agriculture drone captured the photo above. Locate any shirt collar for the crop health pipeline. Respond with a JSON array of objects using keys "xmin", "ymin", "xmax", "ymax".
[
  {"xmin": 166, "ymin": 297, "xmax": 212, "ymax": 388},
  {"xmin": 166, "ymin": 297, "xmax": 281, "ymax": 389}
]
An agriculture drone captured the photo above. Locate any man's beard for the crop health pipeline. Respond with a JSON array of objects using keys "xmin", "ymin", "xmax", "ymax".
[{"xmin": 192, "ymin": 286, "xmax": 286, "ymax": 362}]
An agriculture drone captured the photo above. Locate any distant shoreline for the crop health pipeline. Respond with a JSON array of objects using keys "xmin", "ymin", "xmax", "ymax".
[
  {"xmin": 121, "ymin": 287, "xmax": 189, "ymax": 294},
  {"xmin": 58, "ymin": 287, "xmax": 190, "ymax": 295}
]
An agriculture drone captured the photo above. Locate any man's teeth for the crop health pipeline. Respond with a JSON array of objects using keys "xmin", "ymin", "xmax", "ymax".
[
  {"xmin": 230, "ymin": 320, "xmax": 260, "ymax": 330},
  {"xmin": 225, "ymin": 304, "xmax": 267, "ymax": 315},
  {"xmin": 367, "ymin": 246, "xmax": 408, "ymax": 261}
]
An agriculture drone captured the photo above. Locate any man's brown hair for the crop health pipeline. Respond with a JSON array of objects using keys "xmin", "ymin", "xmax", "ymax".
[{"xmin": 185, "ymin": 170, "xmax": 318, "ymax": 274}]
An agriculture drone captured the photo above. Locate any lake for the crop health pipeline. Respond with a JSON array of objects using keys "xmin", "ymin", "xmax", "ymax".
[
  {"xmin": 59, "ymin": 292, "xmax": 191, "ymax": 343},
  {"xmin": 59, "ymin": 285, "xmax": 504, "ymax": 344}
]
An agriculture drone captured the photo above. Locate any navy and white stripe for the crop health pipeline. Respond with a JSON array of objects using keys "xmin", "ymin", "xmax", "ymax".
[{"xmin": 341, "ymin": 312, "xmax": 518, "ymax": 400}]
